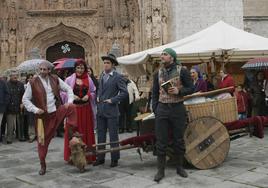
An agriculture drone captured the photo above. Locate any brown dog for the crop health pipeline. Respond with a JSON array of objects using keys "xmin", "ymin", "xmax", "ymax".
[{"xmin": 69, "ymin": 135, "xmax": 87, "ymax": 173}]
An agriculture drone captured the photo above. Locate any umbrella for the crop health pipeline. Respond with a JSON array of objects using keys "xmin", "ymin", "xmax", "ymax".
[
  {"xmin": 17, "ymin": 59, "xmax": 52, "ymax": 73},
  {"xmin": 242, "ymin": 57, "xmax": 268, "ymax": 70},
  {"xmin": 54, "ymin": 58, "xmax": 79, "ymax": 70}
]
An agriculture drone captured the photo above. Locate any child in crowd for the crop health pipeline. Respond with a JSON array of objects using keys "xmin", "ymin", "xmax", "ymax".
[{"xmin": 234, "ymin": 85, "xmax": 248, "ymax": 120}]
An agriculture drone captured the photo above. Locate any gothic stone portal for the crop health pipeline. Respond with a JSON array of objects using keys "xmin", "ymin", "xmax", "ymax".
[{"xmin": 0, "ymin": 0, "xmax": 170, "ymax": 75}]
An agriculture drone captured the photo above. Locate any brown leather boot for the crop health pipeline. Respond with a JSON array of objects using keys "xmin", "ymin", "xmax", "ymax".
[
  {"xmin": 154, "ymin": 155, "xmax": 166, "ymax": 183},
  {"xmin": 39, "ymin": 161, "xmax": 46, "ymax": 175}
]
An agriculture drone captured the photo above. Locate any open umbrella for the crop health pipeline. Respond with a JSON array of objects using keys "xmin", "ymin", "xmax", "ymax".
[
  {"xmin": 17, "ymin": 59, "xmax": 52, "ymax": 73},
  {"xmin": 242, "ymin": 57, "xmax": 268, "ymax": 70},
  {"xmin": 54, "ymin": 58, "xmax": 80, "ymax": 70}
]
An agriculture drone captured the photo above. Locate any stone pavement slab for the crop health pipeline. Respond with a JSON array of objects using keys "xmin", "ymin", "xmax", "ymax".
[
  {"xmin": 36, "ymin": 175, "xmax": 95, "ymax": 188},
  {"xmin": 100, "ymin": 175, "xmax": 156, "ymax": 188},
  {"xmin": 251, "ymin": 166, "xmax": 268, "ymax": 175},
  {"xmin": 0, "ymin": 178, "xmax": 37, "ymax": 188},
  {"xmin": 205, "ymin": 181, "xmax": 258, "ymax": 188},
  {"xmin": 230, "ymin": 171, "xmax": 268, "ymax": 188},
  {"xmin": 162, "ymin": 174, "xmax": 223, "ymax": 188},
  {"xmin": 0, "ymin": 130, "xmax": 268, "ymax": 188},
  {"xmin": 70, "ymin": 168, "xmax": 129, "ymax": 184}
]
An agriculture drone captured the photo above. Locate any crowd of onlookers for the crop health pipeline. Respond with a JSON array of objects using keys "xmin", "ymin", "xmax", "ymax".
[
  {"xmin": 0, "ymin": 71, "xmax": 36, "ymax": 144},
  {"xmin": 189, "ymin": 66, "xmax": 268, "ymax": 119},
  {"xmin": 0, "ymin": 65, "xmax": 268, "ymax": 145},
  {"xmin": 0, "ymin": 66, "xmax": 141, "ymax": 144}
]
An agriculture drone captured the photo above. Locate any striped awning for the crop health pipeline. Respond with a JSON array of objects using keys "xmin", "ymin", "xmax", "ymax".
[{"xmin": 242, "ymin": 57, "xmax": 268, "ymax": 70}]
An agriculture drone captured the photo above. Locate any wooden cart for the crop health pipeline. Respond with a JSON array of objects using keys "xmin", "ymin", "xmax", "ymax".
[
  {"xmin": 89, "ymin": 87, "xmax": 261, "ymax": 170},
  {"xmin": 134, "ymin": 87, "xmax": 240, "ymax": 169},
  {"xmin": 183, "ymin": 87, "xmax": 237, "ymax": 169}
]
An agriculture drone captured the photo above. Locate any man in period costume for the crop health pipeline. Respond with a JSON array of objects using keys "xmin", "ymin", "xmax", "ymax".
[
  {"xmin": 22, "ymin": 61, "xmax": 77, "ymax": 175},
  {"xmin": 152, "ymin": 48, "xmax": 194, "ymax": 182},
  {"xmin": 93, "ymin": 53, "xmax": 128, "ymax": 167}
]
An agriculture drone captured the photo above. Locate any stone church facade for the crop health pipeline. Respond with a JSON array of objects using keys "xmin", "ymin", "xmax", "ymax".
[
  {"xmin": 0, "ymin": 0, "xmax": 171, "ymax": 74},
  {"xmin": 0, "ymin": 0, "xmax": 266, "ymax": 75}
]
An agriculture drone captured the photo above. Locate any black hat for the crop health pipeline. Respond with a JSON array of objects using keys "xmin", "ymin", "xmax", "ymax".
[{"xmin": 101, "ymin": 53, "xmax": 119, "ymax": 66}]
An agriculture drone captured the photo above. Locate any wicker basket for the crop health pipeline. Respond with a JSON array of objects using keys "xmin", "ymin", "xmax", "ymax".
[{"xmin": 185, "ymin": 97, "xmax": 238, "ymax": 123}]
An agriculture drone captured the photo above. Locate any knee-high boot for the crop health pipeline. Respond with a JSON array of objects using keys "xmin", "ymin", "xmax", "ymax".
[
  {"xmin": 154, "ymin": 155, "xmax": 166, "ymax": 182},
  {"xmin": 176, "ymin": 155, "xmax": 188, "ymax": 178},
  {"xmin": 39, "ymin": 161, "xmax": 46, "ymax": 175}
]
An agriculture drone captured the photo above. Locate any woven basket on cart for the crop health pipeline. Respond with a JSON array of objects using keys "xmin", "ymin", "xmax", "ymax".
[{"xmin": 185, "ymin": 97, "xmax": 238, "ymax": 123}]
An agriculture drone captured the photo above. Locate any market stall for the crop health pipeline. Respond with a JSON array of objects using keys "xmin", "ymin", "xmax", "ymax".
[{"xmin": 118, "ymin": 21, "xmax": 268, "ymax": 77}]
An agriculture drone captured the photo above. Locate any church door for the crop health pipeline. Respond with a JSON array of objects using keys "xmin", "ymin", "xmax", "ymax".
[{"xmin": 46, "ymin": 41, "xmax": 85, "ymax": 62}]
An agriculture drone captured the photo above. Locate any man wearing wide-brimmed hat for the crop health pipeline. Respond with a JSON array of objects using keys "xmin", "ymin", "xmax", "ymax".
[{"xmin": 93, "ymin": 53, "xmax": 128, "ymax": 168}]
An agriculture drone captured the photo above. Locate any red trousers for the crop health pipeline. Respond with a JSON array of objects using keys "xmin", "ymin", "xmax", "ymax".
[{"xmin": 36, "ymin": 104, "xmax": 77, "ymax": 162}]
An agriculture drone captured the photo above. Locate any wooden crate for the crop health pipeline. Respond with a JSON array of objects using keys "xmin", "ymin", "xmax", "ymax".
[
  {"xmin": 184, "ymin": 117, "xmax": 230, "ymax": 169},
  {"xmin": 185, "ymin": 97, "xmax": 238, "ymax": 123}
]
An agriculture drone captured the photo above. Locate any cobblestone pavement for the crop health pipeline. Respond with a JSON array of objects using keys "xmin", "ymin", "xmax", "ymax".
[{"xmin": 0, "ymin": 130, "xmax": 268, "ymax": 188}]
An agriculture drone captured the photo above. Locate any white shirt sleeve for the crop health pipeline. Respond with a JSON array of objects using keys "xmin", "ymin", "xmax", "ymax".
[
  {"xmin": 58, "ymin": 78, "xmax": 74, "ymax": 103},
  {"xmin": 131, "ymin": 80, "xmax": 140, "ymax": 100},
  {"xmin": 22, "ymin": 82, "xmax": 40, "ymax": 114}
]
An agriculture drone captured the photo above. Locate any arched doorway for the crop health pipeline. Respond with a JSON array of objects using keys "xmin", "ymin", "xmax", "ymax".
[
  {"xmin": 46, "ymin": 41, "xmax": 85, "ymax": 62},
  {"xmin": 27, "ymin": 23, "xmax": 98, "ymax": 72}
]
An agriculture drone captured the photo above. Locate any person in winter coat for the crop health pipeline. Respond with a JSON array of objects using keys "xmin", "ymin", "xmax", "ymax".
[
  {"xmin": 0, "ymin": 77, "xmax": 10, "ymax": 142},
  {"xmin": 119, "ymin": 74, "xmax": 140, "ymax": 133},
  {"xmin": 6, "ymin": 70, "xmax": 25, "ymax": 143},
  {"xmin": 190, "ymin": 66, "xmax": 207, "ymax": 92},
  {"xmin": 234, "ymin": 85, "xmax": 248, "ymax": 119},
  {"xmin": 218, "ymin": 69, "xmax": 235, "ymax": 94}
]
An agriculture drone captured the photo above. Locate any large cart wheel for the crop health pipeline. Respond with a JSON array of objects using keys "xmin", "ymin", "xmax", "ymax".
[{"xmin": 184, "ymin": 116, "xmax": 230, "ymax": 169}]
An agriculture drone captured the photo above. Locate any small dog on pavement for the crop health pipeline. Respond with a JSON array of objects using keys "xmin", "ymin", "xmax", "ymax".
[{"xmin": 69, "ymin": 133, "xmax": 87, "ymax": 173}]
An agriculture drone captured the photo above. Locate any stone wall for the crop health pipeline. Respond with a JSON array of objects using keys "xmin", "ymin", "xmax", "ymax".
[
  {"xmin": 244, "ymin": 19, "xmax": 268, "ymax": 38},
  {"xmin": 140, "ymin": 0, "xmax": 171, "ymax": 49},
  {"xmin": 244, "ymin": 0, "xmax": 268, "ymax": 38},
  {"xmin": 244, "ymin": 0, "xmax": 268, "ymax": 17},
  {"xmin": 169, "ymin": 0, "xmax": 244, "ymax": 40}
]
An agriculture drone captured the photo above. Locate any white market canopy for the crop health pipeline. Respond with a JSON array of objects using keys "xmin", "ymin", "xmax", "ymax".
[{"xmin": 118, "ymin": 21, "xmax": 268, "ymax": 76}]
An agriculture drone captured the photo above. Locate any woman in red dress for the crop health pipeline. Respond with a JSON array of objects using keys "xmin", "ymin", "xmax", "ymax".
[{"xmin": 63, "ymin": 59, "xmax": 96, "ymax": 163}]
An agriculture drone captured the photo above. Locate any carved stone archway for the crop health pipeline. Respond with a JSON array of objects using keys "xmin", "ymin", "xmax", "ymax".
[{"xmin": 27, "ymin": 23, "xmax": 99, "ymax": 73}]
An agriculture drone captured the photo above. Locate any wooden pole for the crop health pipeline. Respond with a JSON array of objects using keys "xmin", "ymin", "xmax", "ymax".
[
  {"xmin": 228, "ymin": 128, "xmax": 248, "ymax": 135},
  {"xmin": 92, "ymin": 141, "xmax": 120, "ymax": 147},
  {"xmin": 184, "ymin": 86, "xmax": 234, "ymax": 100},
  {"xmin": 86, "ymin": 145, "xmax": 136, "ymax": 156}
]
